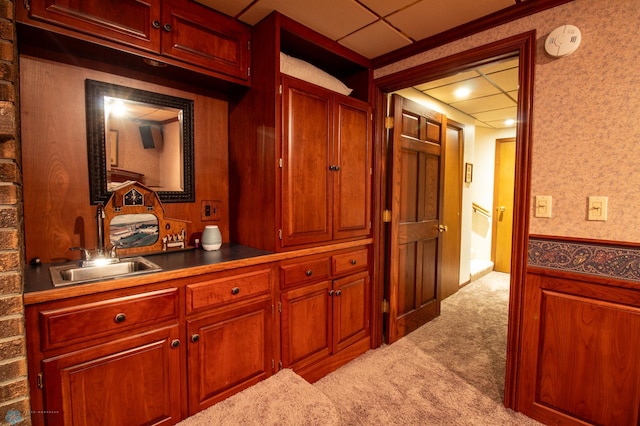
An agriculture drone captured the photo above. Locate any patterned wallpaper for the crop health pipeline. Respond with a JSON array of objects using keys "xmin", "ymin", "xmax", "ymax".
[{"xmin": 375, "ymin": 0, "xmax": 640, "ymax": 244}]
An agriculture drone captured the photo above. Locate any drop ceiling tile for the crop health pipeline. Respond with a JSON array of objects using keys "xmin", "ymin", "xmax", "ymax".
[
  {"xmin": 386, "ymin": 0, "xmax": 512, "ymax": 41},
  {"xmin": 424, "ymin": 76, "xmax": 501, "ymax": 104},
  {"xmin": 340, "ymin": 20, "xmax": 412, "ymax": 59},
  {"xmin": 478, "ymin": 57, "xmax": 519, "ymax": 74},
  {"xmin": 359, "ymin": 0, "xmax": 418, "ymax": 17},
  {"xmin": 472, "ymin": 106, "xmax": 517, "ymax": 122},
  {"xmin": 450, "ymin": 93, "xmax": 516, "ymax": 114},
  {"xmin": 193, "ymin": 0, "xmax": 253, "ymax": 18},
  {"xmin": 484, "ymin": 68, "xmax": 519, "ymax": 92},
  {"xmin": 238, "ymin": 0, "xmax": 378, "ymax": 40},
  {"xmin": 413, "ymin": 69, "xmax": 479, "ymax": 91}
]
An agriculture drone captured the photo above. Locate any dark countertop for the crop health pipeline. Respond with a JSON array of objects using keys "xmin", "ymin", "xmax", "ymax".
[{"xmin": 23, "ymin": 239, "xmax": 374, "ymax": 305}]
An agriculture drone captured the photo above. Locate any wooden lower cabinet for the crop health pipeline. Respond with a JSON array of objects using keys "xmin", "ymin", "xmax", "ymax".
[
  {"xmin": 41, "ymin": 325, "xmax": 181, "ymax": 426},
  {"xmin": 187, "ymin": 297, "xmax": 273, "ymax": 414},
  {"xmin": 279, "ymin": 248, "xmax": 371, "ymax": 381}
]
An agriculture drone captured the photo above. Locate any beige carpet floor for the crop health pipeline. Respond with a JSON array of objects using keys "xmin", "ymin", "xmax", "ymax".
[{"xmin": 178, "ymin": 272, "xmax": 541, "ymax": 425}]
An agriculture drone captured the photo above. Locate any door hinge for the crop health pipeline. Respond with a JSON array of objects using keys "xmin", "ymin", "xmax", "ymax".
[
  {"xmin": 279, "ymin": 158, "xmax": 283, "ymax": 168},
  {"xmin": 279, "ymin": 84, "xmax": 283, "ymax": 95},
  {"xmin": 278, "ymin": 301, "xmax": 282, "ymax": 313},
  {"xmin": 37, "ymin": 372, "xmax": 44, "ymax": 389},
  {"xmin": 278, "ymin": 360, "xmax": 283, "ymax": 370},
  {"xmin": 272, "ymin": 359, "xmax": 275, "ymax": 369},
  {"xmin": 247, "ymin": 66, "xmax": 251, "ymax": 77},
  {"xmin": 382, "ymin": 299, "xmax": 389, "ymax": 313},
  {"xmin": 247, "ymin": 40, "xmax": 251, "ymax": 51},
  {"xmin": 385, "ymin": 116, "xmax": 394, "ymax": 129},
  {"xmin": 383, "ymin": 209, "xmax": 392, "ymax": 223},
  {"xmin": 278, "ymin": 229, "xmax": 282, "ymax": 240}
]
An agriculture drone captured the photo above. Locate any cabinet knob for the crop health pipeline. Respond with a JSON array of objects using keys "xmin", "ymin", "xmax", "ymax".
[
  {"xmin": 191, "ymin": 334, "xmax": 200, "ymax": 343},
  {"xmin": 163, "ymin": 23, "xmax": 172, "ymax": 32},
  {"xmin": 114, "ymin": 313, "xmax": 126, "ymax": 323},
  {"xmin": 305, "ymin": 270, "xmax": 313, "ymax": 277},
  {"xmin": 231, "ymin": 287, "xmax": 240, "ymax": 295},
  {"xmin": 335, "ymin": 290, "xmax": 342, "ymax": 296},
  {"xmin": 334, "ymin": 165, "xmax": 340, "ymax": 171},
  {"xmin": 170, "ymin": 339, "xmax": 180, "ymax": 349},
  {"xmin": 152, "ymin": 20, "xmax": 161, "ymax": 29},
  {"xmin": 328, "ymin": 165, "xmax": 335, "ymax": 171},
  {"xmin": 350, "ymin": 259, "xmax": 357, "ymax": 265},
  {"xmin": 328, "ymin": 289, "xmax": 334, "ymax": 296}
]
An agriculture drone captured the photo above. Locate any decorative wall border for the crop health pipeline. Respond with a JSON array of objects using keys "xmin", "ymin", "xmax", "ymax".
[{"xmin": 528, "ymin": 237, "xmax": 640, "ymax": 282}]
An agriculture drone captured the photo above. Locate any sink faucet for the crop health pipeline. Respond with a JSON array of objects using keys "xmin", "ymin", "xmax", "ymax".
[{"xmin": 96, "ymin": 203, "xmax": 105, "ymax": 257}]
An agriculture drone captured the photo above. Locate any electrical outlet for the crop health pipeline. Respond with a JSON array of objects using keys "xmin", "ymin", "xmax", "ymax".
[{"xmin": 201, "ymin": 200, "xmax": 221, "ymax": 221}]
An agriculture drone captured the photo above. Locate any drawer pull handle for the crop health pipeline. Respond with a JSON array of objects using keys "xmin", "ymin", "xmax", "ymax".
[
  {"xmin": 114, "ymin": 313, "xmax": 126, "ymax": 323},
  {"xmin": 305, "ymin": 270, "xmax": 313, "ymax": 277},
  {"xmin": 350, "ymin": 259, "xmax": 357, "ymax": 265},
  {"xmin": 335, "ymin": 290, "xmax": 342, "ymax": 296},
  {"xmin": 171, "ymin": 339, "xmax": 180, "ymax": 349},
  {"xmin": 191, "ymin": 334, "xmax": 200, "ymax": 343},
  {"xmin": 231, "ymin": 287, "xmax": 240, "ymax": 295}
]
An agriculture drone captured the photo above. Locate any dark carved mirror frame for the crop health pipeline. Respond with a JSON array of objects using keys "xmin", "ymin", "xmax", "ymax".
[{"xmin": 85, "ymin": 79, "xmax": 195, "ymax": 204}]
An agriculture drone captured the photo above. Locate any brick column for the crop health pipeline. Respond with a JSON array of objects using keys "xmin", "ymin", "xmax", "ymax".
[{"xmin": 0, "ymin": 0, "xmax": 30, "ymax": 425}]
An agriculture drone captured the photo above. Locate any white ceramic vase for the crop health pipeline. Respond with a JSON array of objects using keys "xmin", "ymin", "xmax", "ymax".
[{"xmin": 201, "ymin": 225, "xmax": 222, "ymax": 251}]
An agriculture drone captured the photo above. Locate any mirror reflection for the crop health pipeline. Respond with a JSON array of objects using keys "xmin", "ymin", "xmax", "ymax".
[
  {"xmin": 86, "ymin": 79, "xmax": 195, "ymax": 204},
  {"xmin": 105, "ymin": 97, "xmax": 183, "ymax": 191}
]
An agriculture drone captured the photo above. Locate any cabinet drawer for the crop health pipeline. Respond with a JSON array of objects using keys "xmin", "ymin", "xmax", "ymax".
[
  {"xmin": 280, "ymin": 256, "xmax": 331, "ymax": 289},
  {"xmin": 186, "ymin": 268, "xmax": 272, "ymax": 313},
  {"xmin": 332, "ymin": 249, "xmax": 369, "ymax": 276},
  {"xmin": 40, "ymin": 288, "xmax": 178, "ymax": 351}
]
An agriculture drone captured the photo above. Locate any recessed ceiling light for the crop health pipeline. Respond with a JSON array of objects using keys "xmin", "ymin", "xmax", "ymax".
[{"xmin": 454, "ymin": 87, "xmax": 471, "ymax": 98}]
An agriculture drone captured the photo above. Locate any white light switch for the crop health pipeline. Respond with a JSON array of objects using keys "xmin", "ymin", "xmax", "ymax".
[
  {"xmin": 535, "ymin": 195, "xmax": 552, "ymax": 218},
  {"xmin": 588, "ymin": 196, "xmax": 608, "ymax": 221}
]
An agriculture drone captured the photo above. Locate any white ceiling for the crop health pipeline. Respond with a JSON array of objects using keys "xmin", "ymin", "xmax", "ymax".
[
  {"xmin": 194, "ymin": 0, "xmax": 520, "ymax": 128},
  {"xmin": 194, "ymin": 0, "xmax": 516, "ymax": 59}
]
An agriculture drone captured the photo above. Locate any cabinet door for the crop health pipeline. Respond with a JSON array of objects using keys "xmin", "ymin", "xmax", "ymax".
[
  {"xmin": 333, "ymin": 271, "xmax": 370, "ymax": 353},
  {"xmin": 333, "ymin": 97, "xmax": 372, "ymax": 240},
  {"xmin": 161, "ymin": 0, "xmax": 250, "ymax": 80},
  {"xmin": 28, "ymin": 0, "xmax": 162, "ymax": 52},
  {"xmin": 187, "ymin": 298, "xmax": 273, "ymax": 415},
  {"xmin": 41, "ymin": 325, "xmax": 181, "ymax": 426},
  {"xmin": 281, "ymin": 77, "xmax": 333, "ymax": 247},
  {"xmin": 281, "ymin": 280, "xmax": 332, "ymax": 370}
]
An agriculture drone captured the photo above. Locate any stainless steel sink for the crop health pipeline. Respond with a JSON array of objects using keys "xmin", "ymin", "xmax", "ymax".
[{"xmin": 49, "ymin": 256, "xmax": 162, "ymax": 287}]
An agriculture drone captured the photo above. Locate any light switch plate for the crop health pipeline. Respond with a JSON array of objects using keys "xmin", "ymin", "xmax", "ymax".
[
  {"xmin": 535, "ymin": 195, "xmax": 552, "ymax": 218},
  {"xmin": 587, "ymin": 196, "xmax": 607, "ymax": 221}
]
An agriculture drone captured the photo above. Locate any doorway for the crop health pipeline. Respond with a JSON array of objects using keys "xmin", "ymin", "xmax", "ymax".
[{"xmin": 372, "ymin": 31, "xmax": 535, "ymax": 408}]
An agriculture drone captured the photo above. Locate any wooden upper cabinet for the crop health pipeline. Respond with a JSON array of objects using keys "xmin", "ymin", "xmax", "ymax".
[
  {"xmin": 281, "ymin": 76, "xmax": 371, "ymax": 248},
  {"xmin": 161, "ymin": 0, "xmax": 250, "ymax": 80},
  {"xmin": 21, "ymin": 0, "xmax": 251, "ymax": 83},
  {"xmin": 27, "ymin": 0, "xmax": 162, "ymax": 52}
]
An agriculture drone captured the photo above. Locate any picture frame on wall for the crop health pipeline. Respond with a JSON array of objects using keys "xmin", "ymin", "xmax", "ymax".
[
  {"xmin": 465, "ymin": 163, "xmax": 473, "ymax": 183},
  {"xmin": 109, "ymin": 130, "xmax": 119, "ymax": 167}
]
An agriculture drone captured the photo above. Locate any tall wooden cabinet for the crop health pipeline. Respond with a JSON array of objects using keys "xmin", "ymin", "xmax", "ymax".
[{"xmin": 229, "ymin": 12, "xmax": 372, "ymax": 252}]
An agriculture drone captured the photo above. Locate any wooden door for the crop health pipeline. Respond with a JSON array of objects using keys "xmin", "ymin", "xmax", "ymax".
[
  {"xmin": 161, "ymin": 0, "xmax": 251, "ymax": 80},
  {"xmin": 386, "ymin": 94, "xmax": 444, "ymax": 344},
  {"xmin": 492, "ymin": 138, "xmax": 515, "ymax": 272},
  {"xmin": 280, "ymin": 280, "xmax": 332, "ymax": 370},
  {"xmin": 28, "ymin": 0, "xmax": 162, "ymax": 52},
  {"xmin": 281, "ymin": 77, "xmax": 332, "ymax": 247},
  {"xmin": 333, "ymin": 96, "xmax": 372, "ymax": 240},
  {"xmin": 41, "ymin": 325, "xmax": 181, "ymax": 426},
  {"xmin": 332, "ymin": 271, "xmax": 370, "ymax": 353},
  {"xmin": 187, "ymin": 298, "xmax": 273, "ymax": 414},
  {"xmin": 440, "ymin": 120, "xmax": 463, "ymax": 300}
]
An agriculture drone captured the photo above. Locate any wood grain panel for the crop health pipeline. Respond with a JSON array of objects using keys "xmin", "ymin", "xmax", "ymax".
[{"xmin": 20, "ymin": 56, "xmax": 229, "ymax": 263}]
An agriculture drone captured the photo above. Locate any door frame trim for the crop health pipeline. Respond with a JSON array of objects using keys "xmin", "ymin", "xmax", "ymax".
[{"xmin": 371, "ymin": 31, "xmax": 535, "ymax": 409}]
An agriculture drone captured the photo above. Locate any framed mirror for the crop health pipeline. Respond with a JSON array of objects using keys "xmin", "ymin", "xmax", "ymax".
[{"xmin": 85, "ymin": 79, "xmax": 195, "ymax": 204}]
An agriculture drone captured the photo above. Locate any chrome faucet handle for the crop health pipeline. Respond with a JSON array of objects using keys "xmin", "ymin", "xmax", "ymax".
[
  {"xmin": 109, "ymin": 245, "xmax": 118, "ymax": 259},
  {"xmin": 69, "ymin": 247, "xmax": 91, "ymax": 261}
]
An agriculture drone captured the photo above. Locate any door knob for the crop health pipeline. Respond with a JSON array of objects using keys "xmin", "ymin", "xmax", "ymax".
[{"xmin": 435, "ymin": 224, "xmax": 448, "ymax": 232}]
